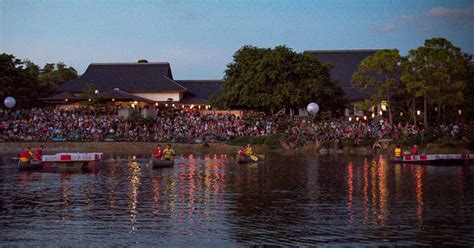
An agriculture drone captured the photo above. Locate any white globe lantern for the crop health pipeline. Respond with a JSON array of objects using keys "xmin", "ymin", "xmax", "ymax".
[
  {"xmin": 307, "ymin": 102, "xmax": 319, "ymax": 115},
  {"xmin": 4, "ymin": 96, "xmax": 16, "ymax": 109}
]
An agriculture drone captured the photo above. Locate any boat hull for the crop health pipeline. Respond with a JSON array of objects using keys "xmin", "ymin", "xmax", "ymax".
[
  {"xmin": 152, "ymin": 159, "xmax": 174, "ymax": 168},
  {"xmin": 390, "ymin": 154, "xmax": 474, "ymax": 165},
  {"xmin": 237, "ymin": 155, "xmax": 265, "ymax": 164},
  {"xmin": 18, "ymin": 161, "xmax": 43, "ymax": 171}
]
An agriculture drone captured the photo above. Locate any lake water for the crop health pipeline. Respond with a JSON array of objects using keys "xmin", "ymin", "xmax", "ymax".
[{"xmin": 1, "ymin": 153, "xmax": 473, "ymax": 246}]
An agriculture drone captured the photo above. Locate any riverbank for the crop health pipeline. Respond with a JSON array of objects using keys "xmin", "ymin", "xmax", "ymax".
[{"xmin": 0, "ymin": 141, "xmax": 470, "ymax": 156}]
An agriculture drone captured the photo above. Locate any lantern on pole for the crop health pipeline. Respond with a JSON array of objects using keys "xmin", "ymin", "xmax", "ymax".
[
  {"xmin": 307, "ymin": 102, "xmax": 319, "ymax": 115},
  {"xmin": 4, "ymin": 96, "xmax": 16, "ymax": 109}
]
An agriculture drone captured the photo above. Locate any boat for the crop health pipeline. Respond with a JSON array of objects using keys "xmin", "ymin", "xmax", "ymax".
[
  {"xmin": 41, "ymin": 152, "xmax": 104, "ymax": 170},
  {"xmin": 152, "ymin": 159, "xmax": 174, "ymax": 168},
  {"xmin": 390, "ymin": 153, "xmax": 474, "ymax": 165},
  {"xmin": 237, "ymin": 155, "xmax": 266, "ymax": 164},
  {"xmin": 18, "ymin": 160, "xmax": 44, "ymax": 171}
]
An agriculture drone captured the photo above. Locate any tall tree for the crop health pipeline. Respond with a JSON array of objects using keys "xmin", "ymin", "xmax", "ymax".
[
  {"xmin": 352, "ymin": 49, "xmax": 403, "ymax": 125},
  {"xmin": 212, "ymin": 45, "xmax": 345, "ymax": 114},
  {"xmin": 402, "ymin": 38, "xmax": 467, "ymax": 126}
]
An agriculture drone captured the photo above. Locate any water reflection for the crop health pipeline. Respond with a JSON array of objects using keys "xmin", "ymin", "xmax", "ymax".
[{"xmin": 0, "ymin": 153, "xmax": 472, "ymax": 246}]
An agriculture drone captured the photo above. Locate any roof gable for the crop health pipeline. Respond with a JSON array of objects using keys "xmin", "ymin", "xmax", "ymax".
[{"xmin": 57, "ymin": 62, "xmax": 187, "ymax": 93}]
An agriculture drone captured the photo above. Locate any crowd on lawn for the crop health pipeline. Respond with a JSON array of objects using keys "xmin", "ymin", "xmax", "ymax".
[{"xmin": 0, "ymin": 108, "xmax": 470, "ymax": 146}]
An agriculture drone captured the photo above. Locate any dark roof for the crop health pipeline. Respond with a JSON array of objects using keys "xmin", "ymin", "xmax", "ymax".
[
  {"xmin": 177, "ymin": 80, "xmax": 223, "ymax": 100},
  {"xmin": 99, "ymin": 89, "xmax": 152, "ymax": 102},
  {"xmin": 57, "ymin": 63, "xmax": 187, "ymax": 93},
  {"xmin": 39, "ymin": 92, "xmax": 81, "ymax": 101},
  {"xmin": 305, "ymin": 50, "xmax": 380, "ymax": 101}
]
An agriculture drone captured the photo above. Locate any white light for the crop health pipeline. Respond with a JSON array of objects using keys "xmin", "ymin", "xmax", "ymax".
[
  {"xmin": 88, "ymin": 99, "xmax": 92, "ymax": 102},
  {"xmin": 458, "ymin": 109, "xmax": 462, "ymax": 115},
  {"xmin": 155, "ymin": 103, "xmax": 158, "ymax": 106},
  {"xmin": 349, "ymin": 117, "xmax": 352, "ymax": 122},
  {"xmin": 417, "ymin": 110, "xmax": 421, "ymax": 116},
  {"xmin": 363, "ymin": 116, "xmax": 367, "ymax": 120},
  {"xmin": 307, "ymin": 102, "xmax": 320, "ymax": 115},
  {"xmin": 112, "ymin": 99, "xmax": 115, "ymax": 102},
  {"xmin": 371, "ymin": 113, "xmax": 375, "ymax": 118},
  {"xmin": 65, "ymin": 99, "xmax": 68, "ymax": 102},
  {"xmin": 379, "ymin": 110, "xmax": 383, "ymax": 116},
  {"xmin": 356, "ymin": 116, "xmax": 359, "ymax": 121}
]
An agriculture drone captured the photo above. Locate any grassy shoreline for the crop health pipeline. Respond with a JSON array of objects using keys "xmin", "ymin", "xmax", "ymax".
[{"xmin": 0, "ymin": 141, "xmax": 469, "ymax": 156}]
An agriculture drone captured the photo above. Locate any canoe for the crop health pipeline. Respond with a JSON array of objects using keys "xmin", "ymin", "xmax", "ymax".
[
  {"xmin": 18, "ymin": 160, "xmax": 43, "ymax": 171},
  {"xmin": 152, "ymin": 159, "xmax": 174, "ymax": 168},
  {"xmin": 390, "ymin": 154, "xmax": 474, "ymax": 165},
  {"xmin": 237, "ymin": 155, "xmax": 265, "ymax": 164}
]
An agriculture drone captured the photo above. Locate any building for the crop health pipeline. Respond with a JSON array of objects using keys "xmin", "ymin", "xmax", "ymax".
[
  {"xmin": 51, "ymin": 61, "xmax": 223, "ymax": 109},
  {"xmin": 304, "ymin": 49, "xmax": 379, "ymax": 102}
]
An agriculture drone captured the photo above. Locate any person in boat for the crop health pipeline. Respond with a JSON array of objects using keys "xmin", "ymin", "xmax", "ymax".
[
  {"xmin": 163, "ymin": 144, "xmax": 176, "ymax": 161},
  {"xmin": 153, "ymin": 144, "xmax": 163, "ymax": 160},
  {"xmin": 393, "ymin": 145, "xmax": 402, "ymax": 158},
  {"xmin": 19, "ymin": 147, "xmax": 35, "ymax": 163},
  {"xmin": 246, "ymin": 144, "xmax": 253, "ymax": 156},
  {"xmin": 238, "ymin": 145, "xmax": 247, "ymax": 158},
  {"xmin": 34, "ymin": 145, "xmax": 44, "ymax": 161},
  {"xmin": 411, "ymin": 145, "xmax": 418, "ymax": 155}
]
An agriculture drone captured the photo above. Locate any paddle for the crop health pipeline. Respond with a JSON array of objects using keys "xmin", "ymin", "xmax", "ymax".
[{"xmin": 249, "ymin": 155, "xmax": 259, "ymax": 162}]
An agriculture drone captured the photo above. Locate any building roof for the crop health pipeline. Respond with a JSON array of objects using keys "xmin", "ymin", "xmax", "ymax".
[
  {"xmin": 39, "ymin": 92, "xmax": 82, "ymax": 101},
  {"xmin": 305, "ymin": 50, "xmax": 380, "ymax": 101},
  {"xmin": 176, "ymin": 80, "xmax": 223, "ymax": 101},
  {"xmin": 99, "ymin": 89, "xmax": 152, "ymax": 102},
  {"xmin": 57, "ymin": 62, "xmax": 187, "ymax": 93}
]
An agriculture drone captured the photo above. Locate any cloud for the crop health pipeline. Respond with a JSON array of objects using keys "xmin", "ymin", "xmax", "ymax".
[
  {"xmin": 427, "ymin": 5, "xmax": 474, "ymax": 19},
  {"xmin": 371, "ymin": 23, "xmax": 397, "ymax": 33},
  {"xmin": 182, "ymin": 11, "xmax": 200, "ymax": 21},
  {"xmin": 464, "ymin": 23, "xmax": 474, "ymax": 29},
  {"xmin": 401, "ymin": 15, "xmax": 416, "ymax": 23},
  {"xmin": 371, "ymin": 4, "xmax": 474, "ymax": 34}
]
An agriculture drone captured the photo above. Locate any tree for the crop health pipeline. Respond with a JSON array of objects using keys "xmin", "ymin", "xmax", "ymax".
[
  {"xmin": 352, "ymin": 49, "xmax": 403, "ymax": 125},
  {"xmin": 402, "ymin": 38, "xmax": 468, "ymax": 126},
  {"xmin": 464, "ymin": 58, "xmax": 474, "ymax": 121},
  {"xmin": 0, "ymin": 54, "xmax": 41, "ymax": 107},
  {"xmin": 0, "ymin": 53, "xmax": 79, "ymax": 107},
  {"xmin": 212, "ymin": 45, "xmax": 345, "ymax": 114}
]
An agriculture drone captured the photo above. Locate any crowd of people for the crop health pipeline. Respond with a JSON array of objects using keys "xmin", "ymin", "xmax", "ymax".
[
  {"xmin": 0, "ymin": 107, "xmax": 278, "ymax": 143},
  {"xmin": 0, "ymin": 107, "xmax": 470, "ymax": 147}
]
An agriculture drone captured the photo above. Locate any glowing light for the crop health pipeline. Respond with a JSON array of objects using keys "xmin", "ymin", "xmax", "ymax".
[
  {"xmin": 417, "ymin": 110, "xmax": 421, "ymax": 116},
  {"xmin": 356, "ymin": 116, "xmax": 359, "ymax": 121},
  {"xmin": 371, "ymin": 113, "xmax": 375, "ymax": 118},
  {"xmin": 381, "ymin": 101, "xmax": 387, "ymax": 111},
  {"xmin": 458, "ymin": 109, "xmax": 462, "ymax": 115},
  {"xmin": 155, "ymin": 103, "xmax": 158, "ymax": 106},
  {"xmin": 112, "ymin": 98, "xmax": 115, "ymax": 102},
  {"xmin": 348, "ymin": 117, "xmax": 352, "ymax": 122},
  {"xmin": 190, "ymin": 104, "xmax": 194, "ymax": 108},
  {"xmin": 400, "ymin": 112, "xmax": 403, "ymax": 116},
  {"xmin": 363, "ymin": 115, "xmax": 367, "ymax": 120},
  {"xmin": 165, "ymin": 104, "xmax": 168, "ymax": 107},
  {"xmin": 88, "ymin": 99, "xmax": 92, "ymax": 102},
  {"xmin": 379, "ymin": 110, "xmax": 383, "ymax": 116},
  {"xmin": 65, "ymin": 99, "xmax": 68, "ymax": 102}
]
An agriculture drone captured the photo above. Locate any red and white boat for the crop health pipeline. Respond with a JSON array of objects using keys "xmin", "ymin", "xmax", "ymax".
[
  {"xmin": 40, "ymin": 152, "xmax": 104, "ymax": 170},
  {"xmin": 390, "ymin": 153, "xmax": 474, "ymax": 165}
]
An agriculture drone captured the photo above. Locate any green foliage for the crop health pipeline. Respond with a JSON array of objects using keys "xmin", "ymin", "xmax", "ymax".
[
  {"xmin": 0, "ymin": 53, "xmax": 78, "ymax": 107},
  {"xmin": 402, "ymin": 38, "xmax": 469, "ymax": 125},
  {"xmin": 212, "ymin": 45, "xmax": 345, "ymax": 114},
  {"xmin": 352, "ymin": 49, "xmax": 403, "ymax": 125}
]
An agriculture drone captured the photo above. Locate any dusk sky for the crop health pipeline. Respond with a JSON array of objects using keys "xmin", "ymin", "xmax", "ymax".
[{"xmin": 1, "ymin": 0, "xmax": 473, "ymax": 79}]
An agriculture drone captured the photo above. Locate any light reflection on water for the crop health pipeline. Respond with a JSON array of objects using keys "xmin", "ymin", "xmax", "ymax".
[{"xmin": 0, "ymin": 153, "xmax": 473, "ymax": 246}]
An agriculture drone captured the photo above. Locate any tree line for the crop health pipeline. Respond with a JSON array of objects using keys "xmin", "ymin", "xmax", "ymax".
[
  {"xmin": 352, "ymin": 37, "xmax": 472, "ymax": 126},
  {"xmin": 212, "ymin": 37, "xmax": 473, "ymax": 125},
  {"xmin": 0, "ymin": 53, "xmax": 78, "ymax": 107}
]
